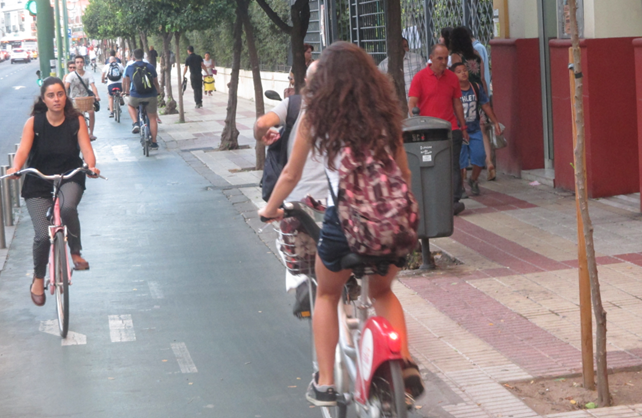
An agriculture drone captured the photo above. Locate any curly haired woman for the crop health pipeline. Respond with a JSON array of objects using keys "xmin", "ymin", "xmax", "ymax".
[{"xmin": 258, "ymin": 41, "xmax": 424, "ymax": 406}]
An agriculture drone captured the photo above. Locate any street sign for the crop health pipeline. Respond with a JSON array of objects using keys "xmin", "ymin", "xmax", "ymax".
[{"xmin": 67, "ymin": 29, "xmax": 71, "ymax": 38}]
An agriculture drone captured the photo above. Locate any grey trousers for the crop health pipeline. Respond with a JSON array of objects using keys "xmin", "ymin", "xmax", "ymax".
[{"xmin": 26, "ymin": 182, "xmax": 84, "ymax": 278}]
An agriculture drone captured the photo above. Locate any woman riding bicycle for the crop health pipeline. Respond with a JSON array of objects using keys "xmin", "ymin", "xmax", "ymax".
[
  {"xmin": 8, "ymin": 77, "xmax": 100, "ymax": 307},
  {"xmin": 258, "ymin": 41, "xmax": 424, "ymax": 406}
]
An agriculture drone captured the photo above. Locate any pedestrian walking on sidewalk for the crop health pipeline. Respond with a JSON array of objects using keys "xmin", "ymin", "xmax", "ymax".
[
  {"xmin": 408, "ymin": 43, "xmax": 468, "ymax": 215},
  {"xmin": 148, "ymin": 45, "xmax": 159, "ymax": 69},
  {"xmin": 8, "ymin": 77, "xmax": 100, "ymax": 306},
  {"xmin": 183, "ymin": 46, "xmax": 207, "ymax": 108},
  {"xmin": 452, "ymin": 62, "xmax": 502, "ymax": 196}
]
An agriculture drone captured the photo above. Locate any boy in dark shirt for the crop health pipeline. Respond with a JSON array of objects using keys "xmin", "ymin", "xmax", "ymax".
[
  {"xmin": 451, "ymin": 62, "xmax": 502, "ymax": 196},
  {"xmin": 182, "ymin": 46, "xmax": 207, "ymax": 108}
]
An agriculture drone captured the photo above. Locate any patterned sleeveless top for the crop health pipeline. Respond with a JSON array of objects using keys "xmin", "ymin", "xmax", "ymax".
[{"xmin": 456, "ymin": 53, "xmax": 483, "ymax": 87}]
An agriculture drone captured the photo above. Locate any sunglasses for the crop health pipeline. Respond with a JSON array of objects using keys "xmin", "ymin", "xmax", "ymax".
[{"xmin": 69, "ymin": 66, "xmax": 76, "ymax": 70}]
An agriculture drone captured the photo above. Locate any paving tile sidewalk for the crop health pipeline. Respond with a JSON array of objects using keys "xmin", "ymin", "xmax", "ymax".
[{"xmin": 156, "ymin": 75, "xmax": 642, "ymax": 417}]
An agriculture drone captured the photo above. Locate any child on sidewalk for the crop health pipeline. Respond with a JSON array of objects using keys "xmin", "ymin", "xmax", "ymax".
[{"xmin": 452, "ymin": 62, "xmax": 502, "ymax": 196}]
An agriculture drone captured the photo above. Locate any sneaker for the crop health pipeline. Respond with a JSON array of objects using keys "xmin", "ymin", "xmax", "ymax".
[
  {"xmin": 109, "ymin": 112, "xmax": 114, "ymax": 118},
  {"xmin": 305, "ymin": 372, "xmax": 337, "ymax": 407},
  {"xmin": 469, "ymin": 178, "xmax": 480, "ymax": 196},
  {"xmin": 454, "ymin": 201, "xmax": 465, "ymax": 216},
  {"xmin": 149, "ymin": 142, "xmax": 159, "ymax": 150},
  {"xmin": 461, "ymin": 190, "xmax": 469, "ymax": 199},
  {"xmin": 132, "ymin": 123, "xmax": 140, "ymax": 134},
  {"xmin": 402, "ymin": 360, "xmax": 425, "ymax": 399}
]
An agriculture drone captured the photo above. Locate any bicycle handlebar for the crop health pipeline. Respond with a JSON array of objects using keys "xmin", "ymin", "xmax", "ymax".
[
  {"xmin": 0, "ymin": 167, "xmax": 106, "ymax": 181},
  {"xmin": 260, "ymin": 202, "xmax": 321, "ymax": 243}
]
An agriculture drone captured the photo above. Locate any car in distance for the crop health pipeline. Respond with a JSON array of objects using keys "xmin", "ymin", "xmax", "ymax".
[{"xmin": 11, "ymin": 49, "xmax": 31, "ymax": 64}]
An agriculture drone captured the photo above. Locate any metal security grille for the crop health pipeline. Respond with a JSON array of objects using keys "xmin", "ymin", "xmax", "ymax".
[
  {"xmin": 349, "ymin": 0, "xmax": 387, "ymax": 64},
  {"xmin": 324, "ymin": 0, "xmax": 494, "ymax": 63}
]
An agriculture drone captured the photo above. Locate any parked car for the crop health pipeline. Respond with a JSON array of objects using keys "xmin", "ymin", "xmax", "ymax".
[
  {"xmin": 11, "ymin": 49, "xmax": 30, "ymax": 64},
  {"xmin": 0, "ymin": 50, "xmax": 8, "ymax": 61}
]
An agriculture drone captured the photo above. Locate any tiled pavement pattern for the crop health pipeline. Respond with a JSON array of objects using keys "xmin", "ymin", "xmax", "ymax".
[{"xmin": 155, "ymin": 74, "xmax": 642, "ymax": 417}]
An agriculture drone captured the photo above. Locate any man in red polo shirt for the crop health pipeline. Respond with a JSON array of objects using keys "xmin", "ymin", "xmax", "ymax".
[{"xmin": 409, "ymin": 43, "xmax": 468, "ymax": 215}]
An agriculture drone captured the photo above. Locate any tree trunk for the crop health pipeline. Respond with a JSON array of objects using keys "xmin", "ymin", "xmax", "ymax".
[
  {"xmin": 290, "ymin": 0, "xmax": 310, "ymax": 93},
  {"xmin": 162, "ymin": 32, "xmax": 177, "ymax": 115},
  {"xmin": 220, "ymin": 6, "xmax": 242, "ymax": 150},
  {"xmin": 139, "ymin": 31, "xmax": 149, "ymax": 57},
  {"xmin": 568, "ymin": 0, "xmax": 611, "ymax": 407},
  {"xmin": 175, "ymin": 31, "xmax": 185, "ymax": 123},
  {"xmin": 240, "ymin": 0, "xmax": 265, "ymax": 169},
  {"xmin": 158, "ymin": 50, "xmax": 166, "ymax": 106},
  {"xmin": 130, "ymin": 36, "xmax": 138, "ymax": 51},
  {"xmin": 385, "ymin": 0, "xmax": 408, "ymax": 115}
]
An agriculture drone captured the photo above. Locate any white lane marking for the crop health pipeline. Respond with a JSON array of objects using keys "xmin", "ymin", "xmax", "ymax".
[
  {"xmin": 39, "ymin": 319, "xmax": 87, "ymax": 345},
  {"xmin": 171, "ymin": 342, "xmax": 198, "ymax": 373},
  {"xmin": 148, "ymin": 281, "xmax": 164, "ymax": 299},
  {"xmin": 111, "ymin": 145, "xmax": 136, "ymax": 162},
  {"xmin": 13, "ymin": 86, "xmax": 25, "ymax": 90},
  {"xmin": 108, "ymin": 314, "xmax": 136, "ymax": 342}
]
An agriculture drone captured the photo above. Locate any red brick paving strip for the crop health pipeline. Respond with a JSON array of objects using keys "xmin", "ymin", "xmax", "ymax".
[{"xmin": 402, "ymin": 275, "xmax": 642, "ymax": 377}]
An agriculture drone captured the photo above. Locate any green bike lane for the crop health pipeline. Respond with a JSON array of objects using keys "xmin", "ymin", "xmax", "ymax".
[{"xmin": 0, "ymin": 87, "xmax": 313, "ymax": 417}]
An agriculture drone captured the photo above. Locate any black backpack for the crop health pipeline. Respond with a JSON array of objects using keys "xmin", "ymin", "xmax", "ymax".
[
  {"xmin": 107, "ymin": 62, "xmax": 121, "ymax": 81},
  {"xmin": 261, "ymin": 95, "xmax": 302, "ymax": 202},
  {"xmin": 132, "ymin": 63, "xmax": 154, "ymax": 94}
]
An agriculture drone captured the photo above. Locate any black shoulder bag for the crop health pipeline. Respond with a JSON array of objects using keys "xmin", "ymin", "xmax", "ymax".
[{"xmin": 261, "ymin": 94, "xmax": 302, "ymax": 202}]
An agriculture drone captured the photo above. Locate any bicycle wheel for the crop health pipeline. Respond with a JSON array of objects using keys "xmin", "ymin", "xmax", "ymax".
[
  {"xmin": 143, "ymin": 126, "xmax": 150, "ymax": 157},
  {"xmin": 114, "ymin": 100, "xmax": 121, "ymax": 123},
  {"xmin": 366, "ymin": 360, "xmax": 407, "ymax": 418},
  {"xmin": 53, "ymin": 231, "xmax": 69, "ymax": 338}
]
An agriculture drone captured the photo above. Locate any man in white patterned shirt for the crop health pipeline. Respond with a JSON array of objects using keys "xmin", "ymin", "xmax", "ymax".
[{"xmin": 378, "ymin": 38, "xmax": 426, "ymax": 98}]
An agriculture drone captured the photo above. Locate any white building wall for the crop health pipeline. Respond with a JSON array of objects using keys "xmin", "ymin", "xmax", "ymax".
[
  {"xmin": 584, "ymin": 0, "xmax": 642, "ymax": 38},
  {"xmin": 508, "ymin": 0, "xmax": 539, "ymax": 39}
]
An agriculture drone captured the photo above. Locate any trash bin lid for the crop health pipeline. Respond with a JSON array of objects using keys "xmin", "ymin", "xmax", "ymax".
[{"xmin": 402, "ymin": 116, "xmax": 452, "ymax": 132}]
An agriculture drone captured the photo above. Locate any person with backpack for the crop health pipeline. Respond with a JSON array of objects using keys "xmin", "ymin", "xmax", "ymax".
[
  {"xmin": 182, "ymin": 46, "xmax": 207, "ymax": 108},
  {"xmin": 258, "ymin": 42, "xmax": 424, "ymax": 406},
  {"xmin": 101, "ymin": 56, "xmax": 125, "ymax": 118},
  {"xmin": 7, "ymin": 77, "xmax": 100, "ymax": 306},
  {"xmin": 65, "ymin": 55, "xmax": 100, "ymax": 141},
  {"xmin": 123, "ymin": 49, "xmax": 161, "ymax": 149},
  {"xmin": 451, "ymin": 62, "xmax": 502, "ymax": 196}
]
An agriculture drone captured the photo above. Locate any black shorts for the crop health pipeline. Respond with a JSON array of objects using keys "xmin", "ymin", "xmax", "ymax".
[
  {"xmin": 108, "ymin": 83, "xmax": 122, "ymax": 96},
  {"xmin": 316, "ymin": 206, "xmax": 351, "ymax": 272}
]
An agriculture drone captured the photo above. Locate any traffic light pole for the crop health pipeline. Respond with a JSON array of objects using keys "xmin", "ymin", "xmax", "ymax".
[
  {"xmin": 53, "ymin": 0, "xmax": 63, "ymax": 76},
  {"xmin": 35, "ymin": 0, "xmax": 55, "ymax": 78},
  {"xmin": 61, "ymin": 0, "xmax": 69, "ymax": 68}
]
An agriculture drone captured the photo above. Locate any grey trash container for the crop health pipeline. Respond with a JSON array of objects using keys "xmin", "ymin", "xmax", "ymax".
[{"xmin": 402, "ymin": 116, "xmax": 454, "ymax": 239}]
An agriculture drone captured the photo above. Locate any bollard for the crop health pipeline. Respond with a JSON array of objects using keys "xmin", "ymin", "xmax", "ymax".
[
  {"xmin": 0, "ymin": 166, "xmax": 14, "ymax": 227},
  {"xmin": 7, "ymin": 153, "xmax": 19, "ymax": 208},
  {"xmin": 419, "ymin": 238, "xmax": 436, "ymax": 270}
]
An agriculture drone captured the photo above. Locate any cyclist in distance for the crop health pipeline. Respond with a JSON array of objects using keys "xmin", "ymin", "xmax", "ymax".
[
  {"xmin": 101, "ymin": 56, "xmax": 125, "ymax": 118},
  {"xmin": 123, "ymin": 49, "xmax": 160, "ymax": 149},
  {"xmin": 258, "ymin": 41, "xmax": 424, "ymax": 406},
  {"xmin": 8, "ymin": 77, "xmax": 100, "ymax": 306}
]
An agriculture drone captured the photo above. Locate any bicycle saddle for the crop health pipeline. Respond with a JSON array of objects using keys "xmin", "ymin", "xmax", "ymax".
[{"xmin": 340, "ymin": 253, "xmax": 406, "ymax": 277}]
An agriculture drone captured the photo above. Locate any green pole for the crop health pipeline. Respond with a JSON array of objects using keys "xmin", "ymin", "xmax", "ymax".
[
  {"xmin": 53, "ymin": 0, "xmax": 63, "ymax": 76},
  {"xmin": 61, "ymin": 0, "xmax": 69, "ymax": 66},
  {"xmin": 35, "ymin": 0, "xmax": 55, "ymax": 78}
]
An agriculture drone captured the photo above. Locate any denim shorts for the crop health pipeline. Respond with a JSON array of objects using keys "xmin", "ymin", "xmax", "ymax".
[{"xmin": 317, "ymin": 206, "xmax": 351, "ymax": 272}]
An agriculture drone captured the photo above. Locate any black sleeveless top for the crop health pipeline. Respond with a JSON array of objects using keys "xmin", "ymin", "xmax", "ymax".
[{"xmin": 21, "ymin": 113, "xmax": 86, "ymax": 199}]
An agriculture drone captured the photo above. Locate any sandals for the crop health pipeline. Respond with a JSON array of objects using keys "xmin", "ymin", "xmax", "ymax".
[
  {"xmin": 72, "ymin": 254, "xmax": 90, "ymax": 271},
  {"xmin": 402, "ymin": 360, "xmax": 425, "ymax": 399},
  {"xmin": 30, "ymin": 277, "xmax": 46, "ymax": 306}
]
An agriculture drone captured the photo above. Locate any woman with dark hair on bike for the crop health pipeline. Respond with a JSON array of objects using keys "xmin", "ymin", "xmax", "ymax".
[
  {"xmin": 450, "ymin": 26, "xmax": 489, "ymax": 94},
  {"xmin": 258, "ymin": 41, "xmax": 424, "ymax": 406},
  {"xmin": 8, "ymin": 77, "xmax": 100, "ymax": 306}
]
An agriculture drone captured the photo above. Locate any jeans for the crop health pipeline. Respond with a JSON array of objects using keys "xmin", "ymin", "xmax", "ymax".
[{"xmin": 452, "ymin": 129, "xmax": 463, "ymax": 202}]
